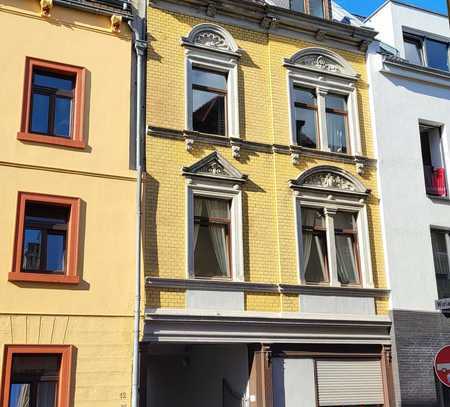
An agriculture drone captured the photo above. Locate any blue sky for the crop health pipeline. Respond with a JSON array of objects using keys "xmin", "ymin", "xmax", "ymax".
[{"xmin": 334, "ymin": 0, "xmax": 447, "ymax": 17}]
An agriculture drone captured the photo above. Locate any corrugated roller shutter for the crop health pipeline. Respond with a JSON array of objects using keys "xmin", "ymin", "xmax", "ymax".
[{"xmin": 316, "ymin": 359, "xmax": 384, "ymax": 406}]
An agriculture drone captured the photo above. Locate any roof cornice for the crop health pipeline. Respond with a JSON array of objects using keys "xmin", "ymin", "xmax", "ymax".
[
  {"xmin": 54, "ymin": 0, "xmax": 133, "ymax": 18},
  {"xmin": 150, "ymin": 0, "xmax": 377, "ymax": 53}
]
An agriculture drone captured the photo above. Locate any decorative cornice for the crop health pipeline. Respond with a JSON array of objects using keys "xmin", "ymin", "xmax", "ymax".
[
  {"xmin": 53, "ymin": 0, "xmax": 132, "ymax": 18},
  {"xmin": 146, "ymin": 277, "xmax": 390, "ymax": 298},
  {"xmin": 147, "ymin": 126, "xmax": 377, "ymax": 167}
]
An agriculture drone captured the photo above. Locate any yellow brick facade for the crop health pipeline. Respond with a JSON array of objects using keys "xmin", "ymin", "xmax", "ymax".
[
  {"xmin": 146, "ymin": 7, "xmax": 387, "ymax": 315},
  {"xmin": 0, "ymin": 1, "xmax": 135, "ymax": 405}
]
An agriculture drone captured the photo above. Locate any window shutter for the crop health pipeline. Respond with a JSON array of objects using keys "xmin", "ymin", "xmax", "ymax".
[{"xmin": 316, "ymin": 359, "xmax": 384, "ymax": 406}]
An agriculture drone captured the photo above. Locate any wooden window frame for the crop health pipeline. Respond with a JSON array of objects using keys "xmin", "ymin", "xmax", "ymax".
[
  {"xmin": 9, "ymin": 192, "xmax": 81, "ymax": 285},
  {"xmin": 301, "ymin": 208, "xmax": 330, "ymax": 285},
  {"xmin": 290, "ymin": 0, "xmax": 330, "ymax": 19},
  {"xmin": 294, "ymin": 86, "xmax": 320, "ymax": 149},
  {"xmin": 193, "ymin": 197, "xmax": 232, "ymax": 280},
  {"xmin": 191, "ymin": 67, "xmax": 228, "ymax": 137},
  {"xmin": 0, "ymin": 345, "xmax": 73, "ymax": 407},
  {"xmin": 18, "ymin": 57, "xmax": 86, "ymax": 149}
]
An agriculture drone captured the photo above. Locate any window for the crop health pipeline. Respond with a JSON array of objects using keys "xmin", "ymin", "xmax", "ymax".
[
  {"xmin": 10, "ymin": 192, "xmax": 80, "ymax": 284},
  {"xmin": 183, "ymin": 24, "xmax": 240, "ymax": 139},
  {"xmin": 18, "ymin": 57, "xmax": 86, "ymax": 149},
  {"xmin": 301, "ymin": 208, "xmax": 328, "ymax": 284},
  {"xmin": 1, "ymin": 345, "xmax": 73, "ymax": 407},
  {"xmin": 184, "ymin": 151, "xmax": 246, "ymax": 281},
  {"xmin": 286, "ymin": 49, "xmax": 361, "ymax": 156},
  {"xmin": 419, "ymin": 124, "xmax": 447, "ymax": 197},
  {"xmin": 289, "ymin": 0, "xmax": 329, "ymax": 18},
  {"xmin": 294, "ymin": 87, "xmax": 319, "ymax": 149},
  {"xmin": 326, "ymin": 93, "xmax": 349, "ymax": 154},
  {"xmin": 194, "ymin": 197, "xmax": 231, "ymax": 279},
  {"xmin": 431, "ymin": 229, "xmax": 450, "ymax": 300},
  {"xmin": 292, "ymin": 168, "xmax": 373, "ymax": 288},
  {"xmin": 192, "ymin": 68, "xmax": 227, "ymax": 136},
  {"xmin": 403, "ymin": 33, "xmax": 450, "ymax": 72}
]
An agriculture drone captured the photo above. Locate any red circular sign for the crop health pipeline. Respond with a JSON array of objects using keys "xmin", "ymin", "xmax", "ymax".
[{"xmin": 435, "ymin": 346, "xmax": 450, "ymax": 387}]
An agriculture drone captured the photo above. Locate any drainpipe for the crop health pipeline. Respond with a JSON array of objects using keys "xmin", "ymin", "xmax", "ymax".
[{"xmin": 128, "ymin": 1, "xmax": 147, "ymax": 406}]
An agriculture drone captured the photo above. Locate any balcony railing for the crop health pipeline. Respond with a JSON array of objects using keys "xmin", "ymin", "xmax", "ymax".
[{"xmin": 424, "ymin": 166, "xmax": 447, "ymax": 197}]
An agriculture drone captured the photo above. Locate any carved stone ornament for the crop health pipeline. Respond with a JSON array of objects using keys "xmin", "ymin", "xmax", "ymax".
[
  {"xmin": 303, "ymin": 173, "xmax": 357, "ymax": 191},
  {"xmin": 185, "ymin": 138, "xmax": 194, "ymax": 152},
  {"xmin": 198, "ymin": 161, "xmax": 230, "ymax": 177},
  {"xmin": 40, "ymin": 0, "xmax": 53, "ymax": 17},
  {"xmin": 297, "ymin": 55, "xmax": 342, "ymax": 73},
  {"xmin": 110, "ymin": 15, "xmax": 122, "ymax": 33},
  {"xmin": 193, "ymin": 31, "xmax": 229, "ymax": 51},
  {"xmin": 231, "ymin": 145, "xmax": 241, "ymax": 159}
]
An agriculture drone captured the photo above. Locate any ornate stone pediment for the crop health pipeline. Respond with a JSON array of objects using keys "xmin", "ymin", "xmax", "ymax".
[
  {"xmin": 182, "ymin": 151, "xmax": 247, "ymax": 183},
  {"xmin": 296, "ymin": 54, "xmax": 343, "ymax": 73},
  {"xmin": 182, "ymin": 24, "xmax": 240, "ymax": 55},
  {"xmin": 193, "ymin": 30, "xmax": 229, "ymax": 51},
  {"xmin": 290, "ymin": 166, "xmax": 369, "ymax": 195}
]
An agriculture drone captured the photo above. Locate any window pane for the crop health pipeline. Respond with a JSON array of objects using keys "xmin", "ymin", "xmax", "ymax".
[
  {"xmin": 295, "ymin": 107, "xmax": 318, "ymax": 148},
  {"xmin": 404, "ymin": 38, "xmax": 423, "ymax": 65},
  {"xmin": 30, "ymin": 93, "xmax": 50, "ymax": 134},
  {"xmin": 301, "ymin": 208, "xmax": 325, "ymax": 229},
  {"xmin": 326, "ymin": 112, "xmax": 347, "ymax": 153},
  {"xmin": 290, "ymin": 0, "xmax": 304, "ymax": 12},
  {"xmin": 33, "ymin": 71, "xmax": 74, "ymax": 91},
  {"xmin": 47, "ymin": 233, "xmax": 66, "ymax": 271},
  {"xmin": 325, "ymin": 93, "xmax": 347, "ymax": 111},
  {"xmin": 23, "ymin": 229, "xmax": 42, "ymax": 271},
  {"xmin": 334, "ymin": 212, "xmax": 356, "ymax": 230},
  {"xmin": 425, "ymin": 39, "xmax": 449, "ymax": 71},
  {"xmin": 25, "ymin": 203, "xmax": 69, "ymax": 226},
  {"xmin": 335, "ymin": 235, "xmax": 358, "ymax": 284},
  {"xmin": 37, "ymin": 382, "xmax": 57, "ymax": 407},
  {"xmin": 193, "ymin": 89, "xmax": 226, "ymax": 135},
  {"xmin": 294, "ymin": 87, "xmax": 317, "ymax": 106},
  {"xmin": 9, "ymin": 383, "xmax": 30, "ymax": 407},
  {"xmin": 54, "ymin": 97, "xmax": 72, "ymax": 138},
  {"xmin": 192, "ymin": 68, "xmax": 227, "ymax": 90},
  {"xmin": 309, "ymin": 0, "xmax": 325, "ymax": 17},
  {"xmin": 431, "ymin": 230, "xmax": 450, "ymax": 299}
]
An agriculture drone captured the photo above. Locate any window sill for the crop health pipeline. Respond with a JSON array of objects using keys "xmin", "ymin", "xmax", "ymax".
[
  {"xmin": 427, "ymin": 194, "xmax": 450, "ymax": 202},
  {"xmin": 8, "ymin": 272, "xmax": 80, "ymax": 285},
  {"xmin": 17, "ymin": 132, "xmax": 86, "ymax": 150}
]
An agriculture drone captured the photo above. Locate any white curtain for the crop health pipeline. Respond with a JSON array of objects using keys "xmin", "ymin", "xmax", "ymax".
[
  {"xmin": 327, "ymin": 114, "xmax": 346, "ymax": 153},
  {"xmin": 301, "ymin": 209, "xmax": 317, "ymax": 273},
  {"xmin": 193, "ymin": 198, "xmax": 203, "ymax": 250},
  {"xmin": 205, "ymin": 200, "xmax": 229, "ymax": 277},
  {"xmin": 336, "ymin": 235, "xmax": 358, "ymax": 284},
  {"xmin": 431, "ymin": 231, "xmax": 450, "ymax": 276}
]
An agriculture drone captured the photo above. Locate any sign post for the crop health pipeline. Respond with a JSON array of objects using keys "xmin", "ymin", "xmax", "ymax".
[{"xmin": 435, "ymin": 346, "xmax": 450, "ymax": 387}]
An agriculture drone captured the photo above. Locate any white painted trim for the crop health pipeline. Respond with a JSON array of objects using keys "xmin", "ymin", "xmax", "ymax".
[{"xmin": 186, "ymin": 177, "xmax": 244, "ymax": 281}]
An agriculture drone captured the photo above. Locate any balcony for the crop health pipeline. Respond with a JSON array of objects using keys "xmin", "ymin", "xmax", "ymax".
[{"xmin": 424, "ymin": 166, "xmax": 447, "ymax": 197}]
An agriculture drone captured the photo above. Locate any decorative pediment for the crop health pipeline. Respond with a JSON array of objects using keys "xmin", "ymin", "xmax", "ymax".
[
  {"xmin": 182, "ymin": 24, "xmax": 240, "ymax": 55},
  {"xmin": 285, "ymin": 48, "xmax": 358, "ymax": 78},
  {"xmin": 290, "ymin": 166, "xmax": 369, "ymax": 195},
  {"xmin": 182, "ymin": 151, "xmax": 247, "ymax": 183}
]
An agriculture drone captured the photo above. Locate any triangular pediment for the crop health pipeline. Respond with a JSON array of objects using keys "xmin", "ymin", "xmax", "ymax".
[{"xmin": 182, "ymin": 151, "xmax": 247, "ymax": 182}]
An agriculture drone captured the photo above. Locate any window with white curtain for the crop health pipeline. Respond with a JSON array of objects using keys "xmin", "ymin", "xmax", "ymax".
[{"xmin": 194, "ymin": 197, "xmax": 231, "ymax": 279}]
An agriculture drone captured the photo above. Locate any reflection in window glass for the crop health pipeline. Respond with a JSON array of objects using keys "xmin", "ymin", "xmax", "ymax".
[
  {"xmin": 334, "ymin": 212, "xmax": 359, "ymax": 285},
  {"xmin": 294, "ymin": 87, "xmax": 318, "ymax": 149},
  {"xmin": 290, "ymin": 0, "xmax": 304, "ymax": 12},
  {"xmin": 404, "ymin": 37, "xmax": 423, "ymax": 65},
  {"xmin": 326, "ymin": 93, "xmax": 348, "ymax": 154},
  {"xmin": 30, "ymin": 94, "xmax": 50, "ymax": 134},
  {"xmin": 425, "ymin": 39, "xmax": 449, "ymax": 71},
  {"xmin": 54, "ymin": 97, "xmax": 72, "ymax": 137},
  {"xmin": 431, "ymin": 230, "xmax": 450, "ymax": 299},
  {"xmin": 192, "ymin": 68, "xmax": 227, "ymax": 136},
  {"xmin": 309, "ymin": 0, "xmax": 324, "ymax": 17}
]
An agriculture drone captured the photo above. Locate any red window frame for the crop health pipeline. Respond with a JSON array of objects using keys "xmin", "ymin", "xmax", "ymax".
[
  {"xmin": 0, "ymin": 345, "xmax": 73, "ymax": 407},
  {"xmin": 9, "ymin": 192, "xmax": 81, "ymax": 285},
  {"xmin": 17, "ymin": 57, "xmax": 86, "ymax": 149}
]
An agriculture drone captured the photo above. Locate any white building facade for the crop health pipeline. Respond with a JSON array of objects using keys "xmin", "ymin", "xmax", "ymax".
[{"xmin": 360, "ymin": 1, "xmax": 450, "ymax": 405}]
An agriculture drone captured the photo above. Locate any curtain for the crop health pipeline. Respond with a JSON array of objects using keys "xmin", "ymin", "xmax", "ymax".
[
  {"xmin": 431, "ymin": 231, "xmax": 450, "ymax": 277},
  {"xmin": 336, "ymin": 235, "xmax": 358, "ymax": 284},
  {"xmin": 301, "ymin": 209, "xmax": 317, "ymax": 273},
  {"xmin": 36, "ymin": 382, "xmax": 56, "ymax": 407},
  {"xmin": 327, "ymin": 113, "xmax": 346, "ymax": 153},
  {"xmin": 193, "ymin": 198, "xmax": 203, "ymax": 250},
  {"xmin": 314, "ymin": 235, "xmax": 327, "ymax": 280},
  {"xmin": 205, "ymin": 200, "xmax": 229, "ymax": 277}
]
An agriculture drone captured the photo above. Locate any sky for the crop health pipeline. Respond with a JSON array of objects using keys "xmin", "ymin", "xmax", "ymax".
[{"xmin": 334, "ymin": 0, "xmax": 447, "ymax": 18}]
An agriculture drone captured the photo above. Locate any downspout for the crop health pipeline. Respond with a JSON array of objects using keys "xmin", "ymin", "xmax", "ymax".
[{"xmin": 128, "ymin": 1, "xmax": 147, "ymax": 406}]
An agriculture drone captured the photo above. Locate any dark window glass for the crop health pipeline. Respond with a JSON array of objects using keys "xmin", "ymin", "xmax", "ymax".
[
  {"xmin": 334, "ymin": 212, "xmax": 360, "ymax": 285},
  {"xmin": 425, "ymin": 39, "xmax": 449, "ymax": 71},
  {"xmin": 431, "ymin": 230, "xmax": 450, "ymax": 300},
  {"xmin": 194, "ymin": 197, "xmax": 231, "ymax": 279},
  {"xmin": 290, "ymin": 0, "xmax": 305, "ymax": 12},
  {"xmin": 9, "ymin": 355, "xmax": 60, "ymax": 407},
  {"xmin": 294, "ymin": 87, "xmax": 318, "ymax": 148},
  {"xmin": 309, "ymin": 0, "xmax": 324, "ymax": 17},
  {"xmin": 192, "ymin": 68, "xmax": 227, "ymax": 136},
  {"xmin": 30, "ymin": 69, "xmax": 75, "ymax": 138},
  {"xmin": 301, "ymin": 208, "xmax": 328, "ymax": 283},
  {"xmin": 22, "ymin": 202, "xmax": 70, "ymax": 273},
  {"xmin": 404, "ymin": 36, "xmax": 423, "ymax": 65},
  {"xmin": 326, "ymin": 93, "xmax": 348, "ymax": 154}
]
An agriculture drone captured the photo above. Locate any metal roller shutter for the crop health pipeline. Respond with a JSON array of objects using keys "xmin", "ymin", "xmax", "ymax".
[{"xmin": 316, "ymin": 359, "xmax": 384, "ymax": 406}]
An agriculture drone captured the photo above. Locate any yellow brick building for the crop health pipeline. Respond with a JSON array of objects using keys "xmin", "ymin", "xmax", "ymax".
[
  {"xmin": 0, "ymin": 1, "xmax": 138, "ymax": 406},
  {"xmin": 143, "ymin": 0, "xmax": 395, "ymax": 405}
]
